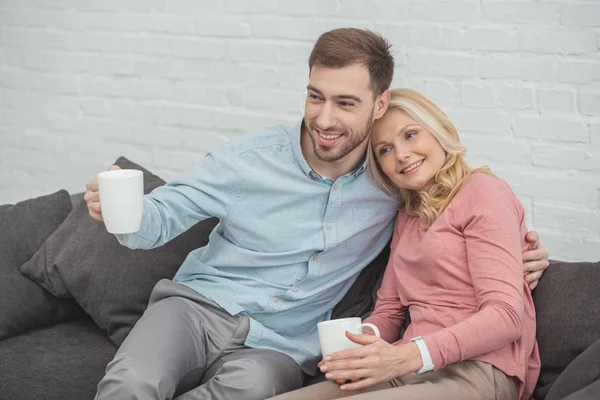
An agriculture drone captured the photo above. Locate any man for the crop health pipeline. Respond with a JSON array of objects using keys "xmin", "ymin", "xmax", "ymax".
[{"xmin": 86, "ymin": 28, "xmax": 549, "ymax": 400}]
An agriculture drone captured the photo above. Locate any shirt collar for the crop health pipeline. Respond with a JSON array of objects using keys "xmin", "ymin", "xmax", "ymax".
[{"xmin": 288, "ymin": 119, "xmax": 315, "ymax": 179}]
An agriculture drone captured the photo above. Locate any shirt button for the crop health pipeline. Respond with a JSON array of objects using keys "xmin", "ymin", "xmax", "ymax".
[
  {"xmin": 334, "ymin": 185, "xmax": 339, "ymax": 190},
  {"xmin": 273, "ymin": 297, "xmax": 279, "ymax": 303},
  {"xmin": 313, "ymin": 255, "xmax": 318, "ymax": 261},
  {"xmin": 294, "ymin": 288, "xmax": 299, "ymax": 293},
  {"xmin": 326, "ymin": 225, "xmax": 332, "ymax": 230}
]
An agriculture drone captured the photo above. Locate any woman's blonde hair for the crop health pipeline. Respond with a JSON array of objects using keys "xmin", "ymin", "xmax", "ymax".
[{"xmin": 367, "ymin": 88, "xmax": 492, "ymax": 230}]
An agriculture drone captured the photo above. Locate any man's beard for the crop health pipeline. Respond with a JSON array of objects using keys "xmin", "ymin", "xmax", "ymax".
[{"xmin": 308, "ymin": 111, "xmax": 374, "ymax": 163}]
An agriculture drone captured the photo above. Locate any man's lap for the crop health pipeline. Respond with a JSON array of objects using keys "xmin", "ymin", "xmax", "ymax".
[{"xmin": 97, "ymin": 280, "xmax": 304, "ymax": 400}]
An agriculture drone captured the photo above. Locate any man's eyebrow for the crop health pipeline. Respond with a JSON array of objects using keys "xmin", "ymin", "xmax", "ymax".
[
  {"xmin": 337, "ymin": 94, "xmax": 362, "ymax": 103},
  {"xmin": 306, "ymin": 85, "xmax": 322, "ymax": 95},
  {"xmin": 306, "ymin": 85, "xmax": 363, "ymax": 104}
]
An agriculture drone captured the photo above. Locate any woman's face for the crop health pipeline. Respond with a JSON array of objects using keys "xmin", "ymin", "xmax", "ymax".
[{"xmin": 371, "ymin": 109, "xmax": 447, "ymax": 191}]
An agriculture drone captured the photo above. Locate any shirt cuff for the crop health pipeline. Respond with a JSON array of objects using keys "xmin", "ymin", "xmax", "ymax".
[{"xmin": 412, "ymin": 336, "xmax": 435, "ymax": 373}]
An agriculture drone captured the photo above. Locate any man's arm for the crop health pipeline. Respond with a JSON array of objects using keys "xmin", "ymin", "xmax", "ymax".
[
  {"xmin": 85, "ymin": 145, "xmax": 240, "ymax": 250},
  {"xmin": 523, "ymin": 231, "xmax": 550, "ymax": 290}
]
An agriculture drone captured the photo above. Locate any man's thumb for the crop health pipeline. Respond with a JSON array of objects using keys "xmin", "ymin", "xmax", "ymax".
[{"xmin": 108, "ymin": 165, "xmax": 121, "ymax": 171}]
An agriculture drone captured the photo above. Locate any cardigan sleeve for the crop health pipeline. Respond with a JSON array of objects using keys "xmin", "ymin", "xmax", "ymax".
[{"xmin": 364, "ymin": 212, "xmax": 408, "ymax": 344}]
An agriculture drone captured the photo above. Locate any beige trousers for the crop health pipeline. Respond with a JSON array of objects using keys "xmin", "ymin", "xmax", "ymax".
[{"xmin": 269, "ymin": 360, "xmax": 519, "ymax": 400}]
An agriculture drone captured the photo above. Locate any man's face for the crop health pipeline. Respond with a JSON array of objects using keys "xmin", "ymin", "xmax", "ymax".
[{"xmin": 304, "ymin": 64, "xmax": 377, "ymax": 163}]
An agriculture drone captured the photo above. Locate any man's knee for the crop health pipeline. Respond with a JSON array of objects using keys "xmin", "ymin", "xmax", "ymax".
[
  {"xmin": 225, "ymin": 350, "xmax": 304, "ymax": 399},
  {"xmin": 96, "ymin": 356, "xmax": 165, "ymax": 400}
]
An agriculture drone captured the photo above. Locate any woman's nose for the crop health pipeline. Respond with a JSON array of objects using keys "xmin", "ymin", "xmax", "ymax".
[{"xmin": 395, "ymin": 147, "xmax": 411, "ymax": 162}]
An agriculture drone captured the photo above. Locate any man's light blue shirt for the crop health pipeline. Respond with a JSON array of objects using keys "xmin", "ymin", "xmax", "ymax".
[{"xmin": 116, "ymin": 121, "xmax": 398, "ymax": 374}]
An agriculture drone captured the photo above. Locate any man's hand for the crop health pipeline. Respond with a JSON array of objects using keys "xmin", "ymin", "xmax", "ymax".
[
  {"xmin": 84, "ymin": 165, "xmax": 121, "ymax": 222},
  {"xmin": 523, "ymin": 231, "xmax": 550, "ymax": 290}
]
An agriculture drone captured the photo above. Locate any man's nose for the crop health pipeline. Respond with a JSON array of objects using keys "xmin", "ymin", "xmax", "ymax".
[{"xmin": 316, "ymin": 103, "xmax": 335, "ymax": 130}]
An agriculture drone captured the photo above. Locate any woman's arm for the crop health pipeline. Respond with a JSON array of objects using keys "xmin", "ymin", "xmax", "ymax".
[
  {"xmin": 421, "ymin": 175, "xmax": 527, "ymax": 370},
  {"xmin": 364, "ymin": 218, "xmax": 408, "ymax": 343}
]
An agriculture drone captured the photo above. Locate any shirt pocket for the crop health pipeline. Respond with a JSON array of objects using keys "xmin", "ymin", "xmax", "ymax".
[{"xmin": 343, "ymin": 207, "xmax": 392, "ymax": 258}]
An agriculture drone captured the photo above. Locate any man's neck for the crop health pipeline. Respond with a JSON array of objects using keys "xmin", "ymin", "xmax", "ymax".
[{"xmin": 300, "ymin": 125, "xmax": 367, "ymax": 181}]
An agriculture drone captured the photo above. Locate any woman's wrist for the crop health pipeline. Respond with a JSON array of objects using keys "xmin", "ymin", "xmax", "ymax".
[{"xmin": 395, "ymin": 342, "xmax": 424, "ymax": 375}]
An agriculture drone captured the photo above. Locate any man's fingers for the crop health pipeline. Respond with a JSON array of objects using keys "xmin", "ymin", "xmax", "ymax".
[
  {"xmin": 524, "ymin": 259, "xmax": 551, "ymax": 273},
  {"xmin": 525, "ymin": 270, "xmax": 543, "ymax": 284},
  {"xmin": 83, "ymin": 190, "xmax": 99, "ymax": 203},
  {"xmin": 86, "ymin": 165, "xmax": 120, "ymax": 191},
  {"xmin": 88, "ymin": 202, "xmax": 102, "ymax": 214},
  {"xmin": 529, "ymin": 281, "xmax": 539, "ymax": 291},
  {"xmin": 89, "ymin": 210, "xmax": 103, "ymax": 222},
  {"xmin": 523, "ymin": 248, "xmax": 548, "ymax": 262},
  {"xmin": 85, "ymin": 178, "xmax": 99, "ymax": 192},
  {"xmin": 525, "ymin": 231, "xmax": 539, "ymax": 246}
]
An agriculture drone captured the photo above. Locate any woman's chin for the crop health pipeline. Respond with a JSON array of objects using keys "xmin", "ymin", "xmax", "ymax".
[{"xmin": 394, "ymin": 178, "xmax": 432, "ymax": 192}]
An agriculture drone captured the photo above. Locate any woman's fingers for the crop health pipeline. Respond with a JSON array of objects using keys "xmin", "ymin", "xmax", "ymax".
[
  {"xmin": 325, "ymin": 368, "xmax": 371, "ymax": 383},
  {"xmin": 340, "ymin": 377, "xmax": 381, "ymax": 391}
]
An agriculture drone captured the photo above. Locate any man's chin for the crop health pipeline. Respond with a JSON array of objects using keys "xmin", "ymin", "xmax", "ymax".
[{"xmin": 315, "ymin": 149, "xmax": 345, "ymax": 163}]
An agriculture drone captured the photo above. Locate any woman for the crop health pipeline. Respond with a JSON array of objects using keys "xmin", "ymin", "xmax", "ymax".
[{"xmin": 270, "ymin": 89, "xmax": 540, "ymax": 399}]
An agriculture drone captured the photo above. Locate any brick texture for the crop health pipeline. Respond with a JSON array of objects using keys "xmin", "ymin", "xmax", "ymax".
[{"xmin": 0, "ymin": 0, "xmax": 598, "ymax": 261}]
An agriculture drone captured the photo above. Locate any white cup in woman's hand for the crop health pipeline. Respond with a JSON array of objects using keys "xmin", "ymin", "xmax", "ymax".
[{"xmin": 317, "ymin": 318, "xmax": 380, "ymax": 358}]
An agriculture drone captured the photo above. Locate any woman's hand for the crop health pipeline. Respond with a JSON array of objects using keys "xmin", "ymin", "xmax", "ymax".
[
  {"xmin": 319, "ymin": 332, "xmax": 423, "ymax": 390},
  {"xmin": 318, "ymin": 358, "xmax": 347, "ymax": 385}
]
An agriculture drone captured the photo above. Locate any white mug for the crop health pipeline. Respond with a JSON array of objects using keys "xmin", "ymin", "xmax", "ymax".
[
  {"xmin": 317, "ymin": 317, "xmax": 381, "ymax": 357},
  {"xmin": 97, "ymin": 169, "xmax": 143, "ymax": 234}
]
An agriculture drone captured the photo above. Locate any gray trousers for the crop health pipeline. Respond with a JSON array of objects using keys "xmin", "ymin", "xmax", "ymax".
[{"xmin": 95, "ymin": 279, "xmax": 304, "ymax": 400}]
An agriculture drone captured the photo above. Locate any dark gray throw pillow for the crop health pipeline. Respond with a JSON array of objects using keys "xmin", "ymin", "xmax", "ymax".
[
  {"xmin": 546, "ymin": 338, "xmax": 600, "ymax": 400},
  {"xmin": 532, "ymin": 259, "xmax": 600, "ymax": 399},
  {"xmin": 20, "ymin": 157, "xmax": 219, "ymax": 347},
  {"xmin": 0, "ymin": 190, "xmax": 82, "ymax": 340}
]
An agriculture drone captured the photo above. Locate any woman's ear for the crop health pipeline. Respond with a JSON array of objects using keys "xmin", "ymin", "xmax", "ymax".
[{"xmin": 374, "ymin": 90, "xmax": 391, "ymax": 120}]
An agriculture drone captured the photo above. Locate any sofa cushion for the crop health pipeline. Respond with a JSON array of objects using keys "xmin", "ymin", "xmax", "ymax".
[
  {"xmin": 0, "ymin": 190, "xmax": 82, "ymax": 340},
  {"xmin": 20, "ymin": 157, "xmax": 219, "ymax": 347},
  {"xmin": 545, "ymin": 338, "xmax": 600, "ymax": 400},
  {"xmin": 0, "ymin": 318, "xmax": 115, "ymax": 400},
  {"xmin": 532, "ymin": 259, "xmax": 600, "ymax": 399}
]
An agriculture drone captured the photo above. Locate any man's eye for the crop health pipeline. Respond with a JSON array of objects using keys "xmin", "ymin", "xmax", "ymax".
[
  {"xmin": 339, "ymin": 102, "xmax": 354, "ymax": 107},
  {"xmin": 309, "ymin": 94, "xmax": 321, "ymax": 100}
]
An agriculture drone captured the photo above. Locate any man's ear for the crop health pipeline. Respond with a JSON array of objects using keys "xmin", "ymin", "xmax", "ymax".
[{"xmin": 374, "ymin": 89, "xmax": 391, "ymax": 120}]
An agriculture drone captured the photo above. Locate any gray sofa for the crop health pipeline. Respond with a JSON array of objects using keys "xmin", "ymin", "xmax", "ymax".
[{"xmin": 1, "ymin": 157, "xmax": 599, "ymax": 400}]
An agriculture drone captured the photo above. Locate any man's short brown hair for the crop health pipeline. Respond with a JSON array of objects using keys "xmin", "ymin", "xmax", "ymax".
[{"xmin": 308, "ymin": 28, "xmax": 394, "ymax": 97}]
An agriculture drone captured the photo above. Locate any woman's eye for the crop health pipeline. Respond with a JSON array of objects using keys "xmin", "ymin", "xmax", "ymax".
[
  {"xmin": 406, "ymin": 131, "xmax": 417, "ymax": 139},
  {"xmin": 378, "ymin": 147, "xmax": 390, "ymax": 156}
]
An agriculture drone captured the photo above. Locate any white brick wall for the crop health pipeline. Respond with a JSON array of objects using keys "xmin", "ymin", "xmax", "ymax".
[{"xmin": 0, "ymin": 0, "xmax": 599, "ymax": 262}]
